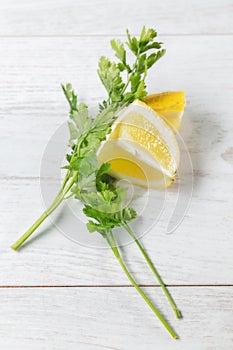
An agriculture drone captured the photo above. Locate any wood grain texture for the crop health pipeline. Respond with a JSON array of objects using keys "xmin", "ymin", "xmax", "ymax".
[
  {"xmin": 0, "ymin": 0, "xmax": 232, "ymax": 348},
  {"xmin": 0, "ymin": 0, "xmax": 232, "ymax": 36},
  {"xmin": 0, "ymin": 176, "xmax": 232, "ymax": 286},
  {"xmin": 0, "ymin": 287, "xmax": 232, "ymax": 349},
  {"xmin": 0, "ymin": 36, "xmax": 232, "ymax": 178},
  {"xmin": 0, "ymin": 35, "xmax": 232, "ymax": 287}
]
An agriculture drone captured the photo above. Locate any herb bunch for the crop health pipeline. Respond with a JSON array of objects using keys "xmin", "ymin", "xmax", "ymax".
[{"xmin": 11, "ymin": 27, "xmax": 181, "ymax": 339}]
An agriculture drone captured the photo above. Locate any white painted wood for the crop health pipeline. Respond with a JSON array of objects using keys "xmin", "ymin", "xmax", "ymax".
[
  {"xmin": 0, "ymin": 177, "xmax": 232, "ymax": 285},
  {"xmin": 0, "ymin": 287, "xmax": 232, "ymax": 349},
  {"xmin": 0, "ymin": 36, "xmax": 232, "ymax": 178},
  {"xmin": 0, "ymin": 0, "xmax": 232, "ymax": 36},
  {"xmin": 0, "ymin": 35, "xmax": 232, "ymax": 287},
  {"xmin": 0, "ymin": 0, "xmax": 232, "ymax": 348}
]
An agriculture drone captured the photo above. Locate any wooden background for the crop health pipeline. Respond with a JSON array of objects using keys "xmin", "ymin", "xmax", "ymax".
[{"xmin": 0, "ymin": 0, "xmax": 232, "ymax": 349}]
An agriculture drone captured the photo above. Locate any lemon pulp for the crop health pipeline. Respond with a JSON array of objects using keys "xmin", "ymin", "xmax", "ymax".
[
  {"xmin": 145, "ymin": 91, "xmax": 185, "ymax": 132},
  {"xmin": 97, "ymin": 100, "xmax": 179, "ymax": 188}
]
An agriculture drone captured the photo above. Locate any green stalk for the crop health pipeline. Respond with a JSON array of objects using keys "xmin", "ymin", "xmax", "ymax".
[
  {"xmin": 11, "ymin": 171, "xmax": 78, "ymax": 251},
  {"xmin": 106, "ymin": 232, "xmax": 178, "ymax": 340},
  {"xmin": 122, "ymin": 221, "xmax": 182, "ymax": 319}
]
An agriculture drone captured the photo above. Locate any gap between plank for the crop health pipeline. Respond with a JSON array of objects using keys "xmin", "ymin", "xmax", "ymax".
[
  {"xmin": 0, "ymin": 33, "xmax": 232, "ymax": 39},
  {"xmin": 0, "ymin": 284, "xmax": 232, "ymax": 289}
]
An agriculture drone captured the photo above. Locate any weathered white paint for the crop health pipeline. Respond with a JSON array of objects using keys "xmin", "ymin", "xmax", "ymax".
[
  {"xmin": 0, "ymin": 287, "xmax": 232, "ymax": 349},
  {"xmin": 0, "ymin": 0, "xmax": 232, "ymax": 35},
  {"xmin": 0, "ymin": 178, "xmax": 232, "ymax": 286},
  {"xmin": 0, "ymin": 0, "xmax": 232, "ymax": 348},
  {"xmin": 0, "ymin": 36, "xmax": 232, "ymax": 178}
]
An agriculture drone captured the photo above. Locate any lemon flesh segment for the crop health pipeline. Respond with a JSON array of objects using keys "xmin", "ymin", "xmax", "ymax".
[
  {"xmin": 97, "ymin": 140, "xmax": 173, "ymax": 188},
  {"xmin": 145, "ymin": 91, "xmax": 186, "ymax": 133},
  {"xmin": 97, "ymin": 100, "xmax": 179, "ymax": 189}
]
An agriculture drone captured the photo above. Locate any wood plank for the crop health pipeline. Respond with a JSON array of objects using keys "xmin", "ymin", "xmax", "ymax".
[
  {"xmin": 0, "ymin": 35, "xmax": 232, "ymax": 286},
  {"xmin": 0, "ymin": 36, "xmax": 232, "ymax": 178},
  {"xmin": 0, "ymin": 287, "xmax": 232, "ymax": 349},
  {"xmin": 1, "ymin": 177, "xmax": 232, "ymax": 286},
  {"xmin": 0, "ymin": 0, "xmax": 232, "ymax": 36}
]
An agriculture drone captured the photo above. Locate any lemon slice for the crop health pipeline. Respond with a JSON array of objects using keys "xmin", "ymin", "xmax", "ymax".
[
  {"xmin": 97, "ymin": 100, "xmax": 180, "ymax": 188},
  {"xmin": 144, "ymin": 91, "xmax": 185, "ymax": 133}
]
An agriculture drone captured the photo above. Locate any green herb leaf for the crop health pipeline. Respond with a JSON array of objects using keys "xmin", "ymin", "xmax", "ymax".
[
  {"xmin": 98, "ymin": 56, "xmax": 124, "ymax": 103},
  {"xmin": 98, "ymin": 27, "xmax": 165, "ymax": 107},
  {"xmin": 110, "ymin": 39, "xmax": 126, "ymax": 63}
]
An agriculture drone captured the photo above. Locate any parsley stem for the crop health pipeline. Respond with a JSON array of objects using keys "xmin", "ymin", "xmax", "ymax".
[
  {"xmin": 106, "ymin": 232, "xmax": 178, "ymax": 339},
  {"xmin": 11, "ymin": 171, "xmax": 78, "ymax": 250},
  {"xmin": 120, "ymin": 55, "xmax": 142, "ymax": 98},
  {"xmin": 120, "ymin": 75, "xmax": 131, "ymax": 96},
  {"xmin": 121, "ymin": 222, "xmax": 182, "ymax": 319}
]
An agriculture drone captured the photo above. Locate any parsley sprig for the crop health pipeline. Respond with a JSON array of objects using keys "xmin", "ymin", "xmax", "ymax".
[
  {"xmin": 98, "ymin": 26, "xmax": 165, "ymax": 109},
  {"xmin": 11, "ymin": 27, "xmax": 182, "ymax": 339}
]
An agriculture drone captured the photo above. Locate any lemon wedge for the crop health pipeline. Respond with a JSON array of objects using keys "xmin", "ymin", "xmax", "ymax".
[
  {"xmin": 144, "ymin": 91, "xmax": 185, "ymax": 133},
  {"xmin": 97, "ymin": 100, "xmax": 180, "ymax": 188}
]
